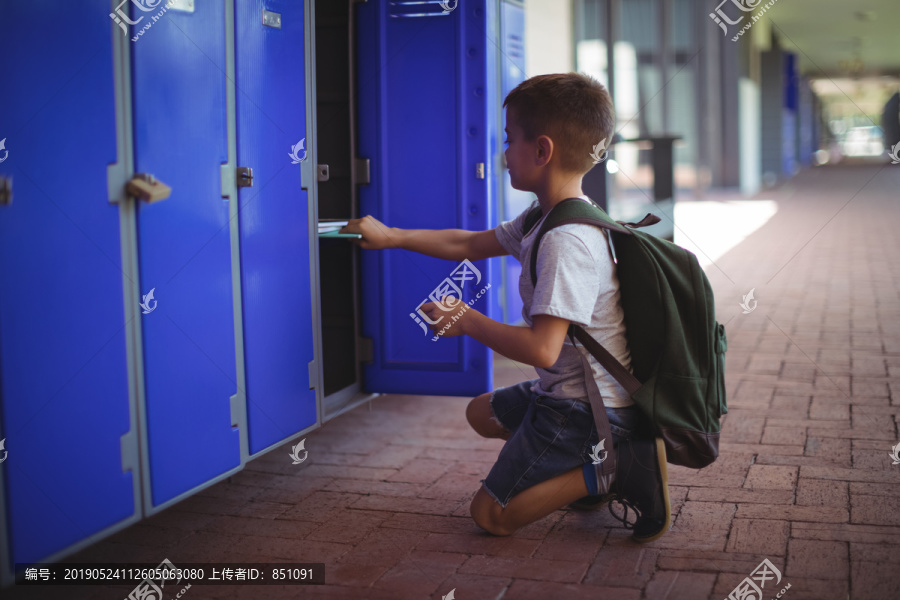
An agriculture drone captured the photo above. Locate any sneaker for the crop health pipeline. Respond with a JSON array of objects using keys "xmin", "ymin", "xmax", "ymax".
[
  {"xmin": 608, "ymin": 437, "xmax": 671, "ymax": 542},
  {"xmin": 568, "ymin": 492, "xmax": 615, "ymax": 511}
]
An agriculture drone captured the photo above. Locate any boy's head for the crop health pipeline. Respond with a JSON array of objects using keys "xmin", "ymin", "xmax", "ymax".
[{"xmin": 502, "ymin": 73, "xmax": 614, "ymax": 188}]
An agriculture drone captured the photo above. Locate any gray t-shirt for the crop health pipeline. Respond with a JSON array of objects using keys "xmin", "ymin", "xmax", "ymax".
[{"xmin": 494, "ymin": 196, "xmax": 634, "ymax": 407}]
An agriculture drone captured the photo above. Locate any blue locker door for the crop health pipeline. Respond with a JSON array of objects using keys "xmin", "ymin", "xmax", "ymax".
[
  {"xmin": 356, "ymin": 0, "xmax": 495, "ymax": 397},
  {"xmin": 131, "ymin": 1, "xmax": 241, "ymax": 506},
  {"xmin": 0, "ymin": 1, "xmax": 135, "ymax": 564},
  {"xmin": 235, "ymin": 0, "xmax": 317, "ymax": 455},
  {"xmin": 781, "ymin": 53, "xmax": 798, "ymax": 177}
]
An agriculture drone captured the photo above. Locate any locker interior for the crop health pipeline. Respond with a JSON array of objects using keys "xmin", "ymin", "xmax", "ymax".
[{"xmin": 314, "ymin": 0, "xmax": 370, "ymax": 417}]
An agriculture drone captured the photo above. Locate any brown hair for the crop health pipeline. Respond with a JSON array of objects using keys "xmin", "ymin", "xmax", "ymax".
[{"xmin": 503, "ymin": 73, "xmax": 615, "ymax": 174}]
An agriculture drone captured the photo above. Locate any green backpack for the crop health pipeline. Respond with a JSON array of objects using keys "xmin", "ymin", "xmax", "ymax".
[{"xmin": 523, "ymin": 197, "xmax": 727, "ymax": 471}]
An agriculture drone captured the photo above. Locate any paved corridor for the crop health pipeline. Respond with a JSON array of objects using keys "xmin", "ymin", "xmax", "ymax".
[{"xmin": 12, "ymin": 163, "xmax": 900, "ymax": 599}]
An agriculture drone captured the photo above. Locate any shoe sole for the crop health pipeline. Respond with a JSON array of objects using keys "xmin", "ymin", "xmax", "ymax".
[{"xmin": 632, "ymin": 437, "xmax": 671, "ymax": 543}]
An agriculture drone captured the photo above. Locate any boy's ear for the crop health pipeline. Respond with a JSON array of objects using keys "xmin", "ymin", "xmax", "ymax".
[{"xmin": 535, "ymin": 134, "xmax": 554, "ymax": 166}]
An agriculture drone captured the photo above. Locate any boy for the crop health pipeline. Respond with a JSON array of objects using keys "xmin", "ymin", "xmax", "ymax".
[{"xmin": 342, "ymin": 73, "xmax": 670, "ymax": 542}]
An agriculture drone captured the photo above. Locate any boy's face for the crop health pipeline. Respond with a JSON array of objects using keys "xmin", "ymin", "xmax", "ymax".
[{"xmin": 504, "ymin": 108, "xmax": 540, "ymax": 191}]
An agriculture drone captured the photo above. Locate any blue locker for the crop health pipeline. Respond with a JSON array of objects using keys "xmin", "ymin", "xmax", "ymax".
[
  {"xmin": 782, "ymin": 52, "xmax": 798, "ymax": 177},
  {"xmin": 131, "ymin": 1, "xmax": 241, "ymax": 506},
  {"xmin": 356, "ymin": 0, "xmax": 497, "ymax": 397},
  {"xmin": 235, "ymin": 0, "xmax": 318, "ymax": 455},
  {"xmin": 0, "ymin": 0, "xmax": 136, "ymax": 566}
]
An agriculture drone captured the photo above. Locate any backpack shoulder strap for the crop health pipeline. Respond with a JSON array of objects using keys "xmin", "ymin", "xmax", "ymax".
[
  {"xmin": 569, "ymin": 325, "xmax": 642, "ymax": 394},
  {"xmin": 527, "ymin": 198, "xmax": 632, "ymax": 286},
  {"xmin": 521, "ymin": 205, "xmax": 543, "ymax": 237},
  {"xmin": 527, "ymin": 198, "xmax": 653, "ymax": 394}
]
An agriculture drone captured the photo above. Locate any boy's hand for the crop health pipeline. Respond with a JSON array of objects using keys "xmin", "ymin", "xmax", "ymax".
[
  {"xmin": 341, "ymin": 215, "xmax": 397, "ymax": 250},
  {"xmin": 420, "ymin": 296, "xmax": 480, "ymax": 338}
]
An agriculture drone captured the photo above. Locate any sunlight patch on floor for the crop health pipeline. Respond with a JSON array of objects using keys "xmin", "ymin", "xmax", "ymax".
[{"xmin": 674, "ymin": 200, "xmax": 778, "ymax": 269}]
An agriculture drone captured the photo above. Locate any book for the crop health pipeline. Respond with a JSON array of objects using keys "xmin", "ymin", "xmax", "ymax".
[
  {"xmin": 317, "ymin": 219, "xmax": 360, "ymax": 238},
  {"xmin": 318, "ymin": 219, "xmax": 349, "ymax": 231},
  {"xmin": 318, "ymin": 231, "xmax": 362, "ymax": 239}
]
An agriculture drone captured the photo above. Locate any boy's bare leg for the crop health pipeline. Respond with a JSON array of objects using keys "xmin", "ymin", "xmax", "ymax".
[
  {"xmin": 466, "ymin": 392, "xmax": 586, "ymax": 535},
  {"xmin": 466, "ymin": 393, "xmax": 509, "ymax": 440},
  {"xmin": 470, "ymin": 467, "xmax": 588, "ymax": 536}
]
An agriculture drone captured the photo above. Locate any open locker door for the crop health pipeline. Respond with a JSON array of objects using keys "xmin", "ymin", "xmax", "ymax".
[{"xmin": 356, "ymin": 0, "xmax": 496, "ymax": 397}]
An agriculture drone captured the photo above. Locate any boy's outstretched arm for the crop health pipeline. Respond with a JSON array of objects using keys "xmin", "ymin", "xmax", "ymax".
[
  {"xmin": 463, "ymin": 313, "xmax": 570, "ymax": 368},
  {"xmin": 341, "ymin": 215, "xmax": 507, "ymax": 261}
]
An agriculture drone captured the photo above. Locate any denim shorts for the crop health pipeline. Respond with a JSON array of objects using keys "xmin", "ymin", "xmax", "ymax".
[{"xmin": 482, "ymin": 378, "xmax": 642, "ymax": 508}]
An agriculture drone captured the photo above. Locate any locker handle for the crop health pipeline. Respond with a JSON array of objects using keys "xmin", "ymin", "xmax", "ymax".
[
  {"xmin": 126, "ymin": 173, "xmax": 171, "ymax": 203},
  {"xmin": 0, "ymin": 176, "xmax": 11, "ymax": 206}
]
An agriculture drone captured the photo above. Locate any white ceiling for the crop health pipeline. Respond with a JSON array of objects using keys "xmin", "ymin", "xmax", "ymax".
[{"xmin": 762, "ymin": 0, "xmax": 900, "ymax": 78}]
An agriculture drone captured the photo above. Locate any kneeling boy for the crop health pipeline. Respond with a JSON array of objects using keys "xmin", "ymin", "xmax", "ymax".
[{"xmin": 343, "ymin": 72, "xmax": 670, "ymax": 542}]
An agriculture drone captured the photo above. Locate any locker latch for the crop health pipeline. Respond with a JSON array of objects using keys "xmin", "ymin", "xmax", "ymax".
[
  {"xmin": 475, "ymin": 162, "xmax": 485, "ymax": 179},
  {"xmin": 0, "ymin": 176, "xmax": 11, "ymax": 206},
  {"xmin": 126, "ymin": 173, "xmax": 171, "ymax": 203},
  {"xmin": 236, "ymin": 167, "xmax": 254, "ymax": 187},
  {"xmin": 317, "ymin": 164, "xmax": 330, "ymax": 182},
  {"xmin": 262, "ymin": 9, "xmax": 282, "ymax": 28}
]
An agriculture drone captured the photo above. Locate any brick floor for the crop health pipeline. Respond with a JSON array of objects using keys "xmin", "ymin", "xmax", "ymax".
[{"xmin": 9, "ymin": 164, "xmax": 900, "ymax": 599}]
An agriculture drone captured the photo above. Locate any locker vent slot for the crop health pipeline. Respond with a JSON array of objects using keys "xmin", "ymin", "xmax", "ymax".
[
  {"xmin": 389, "ymin": 0, "xmax": 455, "ymax": 18},
  {"xmin": 506, "ymin": 33, "xmax": 524, "ymax": 62}
]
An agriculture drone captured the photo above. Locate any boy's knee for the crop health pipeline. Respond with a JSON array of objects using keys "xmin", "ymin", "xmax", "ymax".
[
  {"xmin": 470, "ymin": 492, "xmax": 514, "ymax": 536},
  {"xmin": 467, "ymin": 393, "xmax": 510, "ymax": 440},
  {"xmin": 473, "ymin": 517, "xmax": 515, "ymax": 537},
  {"xmin": 466, "ymin": 393, "xmax": 492, "ymax": 429},
  {"xmin": 472, "ymin": 513, "xmax": 513, "ymax": 536}
]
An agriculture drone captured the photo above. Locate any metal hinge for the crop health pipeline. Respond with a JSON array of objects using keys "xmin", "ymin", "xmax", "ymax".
[
  {"xmin": 230, "ymin": 393, "xmax": 242, "ymax": 428},
  {"xmin": 354, "ymin": 158, "xmax": 370, "ymax": 185},
  {"xmin": 358, "ymin": 336, "xmax": 373, "ymax": 364},
  {"xmin": 120, "ymin": 430, "xmax": 138, "ymax": 474},
  {"xmin": 308, "ymin": 359, "xmax": 318, "ymax": 391},
  {"xmin": 236, "ymin": 167, "xmax": 254, "ymax": 187}
]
